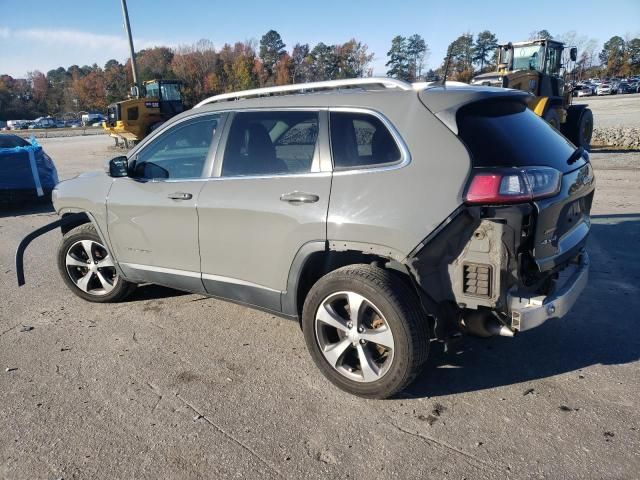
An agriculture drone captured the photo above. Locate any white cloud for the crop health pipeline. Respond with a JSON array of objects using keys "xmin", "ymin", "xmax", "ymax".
[
  {"xmin": 0, "ymin": 26, "xmax": 174, "ymax": 77},
  {"xmin": 15, "ymin": 28, "xmax": 129, "ymax": 51}
]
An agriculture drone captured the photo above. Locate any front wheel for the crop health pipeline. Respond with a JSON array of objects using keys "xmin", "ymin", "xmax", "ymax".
[
  {"xmin": 57, "ymin": 223, "xmax": 136, "ymax": 303},
  {"xmin": 302, "ymin": 265, "xmax": 430, "ymax": 399}
]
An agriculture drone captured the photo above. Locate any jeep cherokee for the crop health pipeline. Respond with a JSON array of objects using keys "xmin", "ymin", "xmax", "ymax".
[{"xmin": 16, "ymin": 78, "xmax": 594, "ymax": 399}]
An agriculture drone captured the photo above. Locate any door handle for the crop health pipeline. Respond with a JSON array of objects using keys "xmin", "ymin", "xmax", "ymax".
[
  {"xmin": 280, "ymin": 192, "xmax": 319, "ymax": 204},
  {"xmin": 168, "ymin": 192, "xmax": 193, "ymax": 200}
]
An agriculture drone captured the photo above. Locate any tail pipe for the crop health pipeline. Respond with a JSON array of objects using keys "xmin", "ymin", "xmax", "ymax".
[{"xmin": 461, "ymin": 310, "xmax": 516, "ymax": 338}]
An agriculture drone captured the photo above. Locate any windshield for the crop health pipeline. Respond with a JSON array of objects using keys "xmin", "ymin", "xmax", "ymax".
[
  {"xmin": 145, "ymin": 82, "xmax": 160, "ymax": 98},
  {"xmin": 512, "ymin": 45, "xmax": 544, "ymax": 71},
  {"xmin": 160, "ymin": 83, "xmax": 181, "ymax": 101}
]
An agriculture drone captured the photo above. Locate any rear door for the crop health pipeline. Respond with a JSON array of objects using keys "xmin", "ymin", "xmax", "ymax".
[
  {"xmin": 106, "ymin": 113, "xmax": 224, "ymax": 292},
  {"xmin": 197, "ymin": 109, "xmax": 331, "ymax": 311}
]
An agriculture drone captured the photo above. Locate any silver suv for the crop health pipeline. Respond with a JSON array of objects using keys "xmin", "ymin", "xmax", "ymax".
[{"xmin": 17, "ymin": 78, "xmax": 595, "ymax": 398}]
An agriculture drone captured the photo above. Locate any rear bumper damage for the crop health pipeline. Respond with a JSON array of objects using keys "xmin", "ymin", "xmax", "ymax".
[
  {"xmin": 508, "ymin": 252, "xmax": 589, "ymax": 332},
  {"xmin": 407, "ymin": 203, "xmax": 591, "ymax": 339}
]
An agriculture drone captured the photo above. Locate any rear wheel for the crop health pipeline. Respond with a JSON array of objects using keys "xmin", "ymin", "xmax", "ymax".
[
  {"xmin": 302, "ymin": 265, "xmax": 430, "ymax": 399},
  {"xmin": 57, "ymin": 224, "xmax": 136, "ymax": 303}
]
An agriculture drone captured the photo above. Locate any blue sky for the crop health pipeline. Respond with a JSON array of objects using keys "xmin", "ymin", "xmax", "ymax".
[{"xmin": 1, "ymin": 0, "xmax": 639, "ymax": 78}]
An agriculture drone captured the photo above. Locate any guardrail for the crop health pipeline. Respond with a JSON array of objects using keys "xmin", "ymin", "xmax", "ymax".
[{"xmin": 8, "ymin": 126, "xmax": 108, "ymax": 139}]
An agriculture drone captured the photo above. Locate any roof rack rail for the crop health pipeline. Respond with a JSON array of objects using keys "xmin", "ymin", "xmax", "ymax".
[{"xmin": 194, "ymin": 77, "xmax": 412, "ymax": 108}]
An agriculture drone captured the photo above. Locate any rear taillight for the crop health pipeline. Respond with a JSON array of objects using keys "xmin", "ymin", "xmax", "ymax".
[{"xmin": 465, "ymin": 167, "xmax": 562, "ymax": 204}]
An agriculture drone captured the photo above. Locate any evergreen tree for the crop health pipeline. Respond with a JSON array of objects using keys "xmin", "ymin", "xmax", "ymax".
[
  {"xmin": 386, "ymin": 36, "xmax": 409, "ymax": 80},
  {"xmin": 259, "ymin": 30, "xmax": 286, "ymax": 78},
  {"xmin": 406, "ymin": 34, "xmax": 428, "ymax": 80},
  {"xmin": 473, "ymin": 30, "xmax": 498, "ymax": 71}
]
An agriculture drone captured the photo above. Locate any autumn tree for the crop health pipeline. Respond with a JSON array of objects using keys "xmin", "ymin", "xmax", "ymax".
[
  {"xmin": 291, "ymin": 43, "xmax": 312, "ymax": 83},
  {"xmin": 599, "ymin": 36, "xmax": 626, "ymax": 76}
]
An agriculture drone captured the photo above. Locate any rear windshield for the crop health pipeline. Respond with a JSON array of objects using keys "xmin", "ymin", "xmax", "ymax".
[
  {"xmin": 0, "ymin": 135, "xmax": 30, "ymax": 149},
  {"xmin": 457, "ymin": 100, "xmax": 585, "ymax": 173}
]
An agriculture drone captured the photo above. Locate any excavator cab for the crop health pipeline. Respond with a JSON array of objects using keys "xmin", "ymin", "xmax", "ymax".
[
  {"xmin": 472, "ymin": 40, "xmax": 593, "ymax": 149},
  {"xmin": 104, "ymin": 79, "xmax": 184, "ymax": 148}
]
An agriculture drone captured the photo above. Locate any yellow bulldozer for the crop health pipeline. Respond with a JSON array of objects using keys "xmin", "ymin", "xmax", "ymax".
[
  {"xmin": 471, "ymin": 39, "xmax": 593, "ymax": 148},
  {"xmin": 104, "ymin": 79, "xmax": 184, "ymax": 148}
]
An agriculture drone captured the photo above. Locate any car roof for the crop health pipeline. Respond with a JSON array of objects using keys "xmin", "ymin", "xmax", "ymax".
[{"xmin": 174, "ymin": 82, "xmax": 529, "ymax": 121}]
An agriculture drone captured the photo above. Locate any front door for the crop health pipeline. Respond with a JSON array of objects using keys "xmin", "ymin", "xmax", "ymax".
[
  {"xmin": 107, "ymin": 113, "xmax": 223, "ymax": 292},
  {"xmin": 197, "ymin": 110, "xmax": 331, "ymax": 311}
]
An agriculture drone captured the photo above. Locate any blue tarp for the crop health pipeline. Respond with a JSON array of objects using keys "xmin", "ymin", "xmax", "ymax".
[{"xmin": 0, "ymin": 138, "xmax": 58, "ymax": 195}]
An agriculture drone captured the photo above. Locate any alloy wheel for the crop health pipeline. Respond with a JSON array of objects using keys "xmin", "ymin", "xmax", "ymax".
[
  {"xmin": 65, "ymin": 240, "xmax": 118, "ymax": 296},
  {"xmin": 314, "ymin": 291, "xmax": 395, "ymax": 383}
]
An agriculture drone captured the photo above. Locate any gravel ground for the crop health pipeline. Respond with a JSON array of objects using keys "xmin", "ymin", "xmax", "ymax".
[
  {"xmin": 0, "ymin": 136, "xmax": 638, "ymax": 479},
  {"xmin": 574, "ymin": 93, "xmax": 640, "ymax": 129}
]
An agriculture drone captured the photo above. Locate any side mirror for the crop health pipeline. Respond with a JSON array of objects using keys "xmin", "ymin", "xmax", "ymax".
[
  {"xmin": 130, "ymin": 86, "xmax": 139, "ymax": 98},
  {"xmin": 570, "ymin": 47, "xmax": 578, "ymax": 62},
  {"xmin": 106, "ymin": 156, "xmax": 129, "ymax": 177}
]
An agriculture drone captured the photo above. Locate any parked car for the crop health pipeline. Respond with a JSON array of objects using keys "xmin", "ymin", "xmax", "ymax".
[
  {"xmin": 7, "ymin": 120, "xmax": 30, "ymax": 130},
  {"xmin": 597, "ymin": 84, "xmax": 612, "ymax": 95},
  {"xmin": 29, "ymin": 117, "xmax": 57, "ymax": 129},
  {"xmin": 573, "ymin": 84, "xmax": 593, "ymax": 97},
  {"xmin": 616, "ymin": 83, "xmax": 634, "ymax": 94},
  {"xmin": 0, "ymin": 134, "xmax": 59, "ymax": 205},
  {"xmin": 81, "ymin": 112, "xmax": 104, "ymax": 126},
  {"xmin": 16, "ymin": 78, "xmax": 595, "ymax": 398}
]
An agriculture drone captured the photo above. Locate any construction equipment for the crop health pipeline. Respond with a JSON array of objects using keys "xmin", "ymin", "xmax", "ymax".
[
  {"xmin": 103, "ymin": 0, "xmax": 184, "ymax": 147},
  {"xmin": 471, "ymin": 39, "xmax": 593, "ymax": 148}
]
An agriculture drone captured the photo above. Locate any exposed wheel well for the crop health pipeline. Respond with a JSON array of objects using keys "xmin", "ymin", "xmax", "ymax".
[
  {"xmin": 294, "ymin": 250, "xmax": 416, "ymax": 319},
  {"xmin": 60, "ymin": 212, "xmax": 91, "ymax": 235}
]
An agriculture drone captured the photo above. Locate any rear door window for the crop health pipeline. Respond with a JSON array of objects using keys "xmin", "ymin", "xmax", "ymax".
[
  {"xmin": 456, "ymin": 100, "xmax": 584, "ymax": 173},
  {"xmin": 221, "ymin": 111, "xmax": 319, "ymax": 177},
  {"xmin": 329, "ymin": 111, "xmax": 402, "ymax": 170}
]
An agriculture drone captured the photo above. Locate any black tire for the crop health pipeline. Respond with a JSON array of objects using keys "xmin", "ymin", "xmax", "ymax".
[
  {"xmin": 543, "ymin": 107, "xmax": 562, "ymax": 130},
  {"xmin": 564, "ymin": 107, "xmax": 593, "ymax": 149},
  {"xmin": 302, "ymin": 264, "xmax": 430, "ymax": 399},
  {"xmin": 57, "ymin": 223, "xmax": 136, "ymax": 303}
]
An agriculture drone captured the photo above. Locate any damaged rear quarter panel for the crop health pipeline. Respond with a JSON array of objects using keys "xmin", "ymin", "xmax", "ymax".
[{"xmin": 407, "ymin": 205, "xmax": 531, "ymax": 312}]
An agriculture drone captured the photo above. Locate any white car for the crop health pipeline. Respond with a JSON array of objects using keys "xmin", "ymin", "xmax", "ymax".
[
  {"xmin": 577, "ymin": 85, "xmax": 593, "ymax": 97},
  {"xmin": 597, "ymin": 84, "xmax": 612, "ymax": 95}
]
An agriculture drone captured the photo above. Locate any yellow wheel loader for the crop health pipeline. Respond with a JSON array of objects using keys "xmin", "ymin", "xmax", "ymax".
[
  {"xmin": 471, "ymin": 39, "xmax": 593, "ymax": 148},
  {"xmin": 103, "ymin": 79, "xmax": 184, "ymax": 148}
]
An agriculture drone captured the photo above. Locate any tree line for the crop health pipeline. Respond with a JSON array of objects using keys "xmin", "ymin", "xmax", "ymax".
[
  {"xmin": 1, "ymin": 28, "xmax": 639, "ymax": 121},
  {"xmin": 391, "ymin": 29, "xmax": 640, "ymax": 84},
  {"xmin": 0, "ymin": 30, "xmax": 373, "ymax": 120}
]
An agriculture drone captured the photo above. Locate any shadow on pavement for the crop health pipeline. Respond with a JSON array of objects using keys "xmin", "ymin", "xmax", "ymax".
[
  {"xmin": 591, "ymin": 148, "xmax": 640, "ymax": 154},
  {"xmin": 125, "ymin": 284, "xmax": 189, "ymax": 302},
  {"xmin": 403, "ymin": 213, "xmax": 640, "ymax": 399}
]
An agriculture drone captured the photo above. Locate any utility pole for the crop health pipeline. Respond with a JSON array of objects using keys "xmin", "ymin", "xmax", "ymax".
[{"xmin": 120, "ymin": 0, "xmax": 140, "ymax": 96}]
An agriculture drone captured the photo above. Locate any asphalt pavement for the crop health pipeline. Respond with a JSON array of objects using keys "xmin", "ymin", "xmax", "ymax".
[{"xmin": 0, "ymin": 136, "xmax": 638, "ymax": 479}]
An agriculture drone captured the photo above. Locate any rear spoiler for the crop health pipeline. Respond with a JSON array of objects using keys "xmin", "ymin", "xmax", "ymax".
[{"xmin": 418, "ymin": 86, "xmax": 530, "ymax": 135}]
